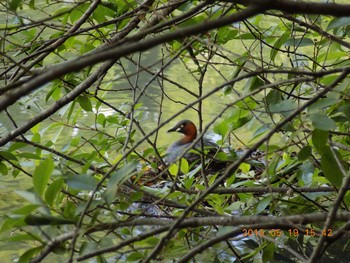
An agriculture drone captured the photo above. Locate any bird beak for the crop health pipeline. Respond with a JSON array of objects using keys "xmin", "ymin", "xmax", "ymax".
[{"xmin": 167, "ymin": 127, "xmax": 177, "ymax": 133}]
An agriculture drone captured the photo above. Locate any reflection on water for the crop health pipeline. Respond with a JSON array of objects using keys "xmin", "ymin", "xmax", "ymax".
[
  {"xmin": 0, "ymin": 169, "xmax": 33, "ymax": 261},
  {"xmin": 0, "ymin": 122, "xmax": 8, "ymax": 139},
  {"xmin": 0, "ymin": 45, "xmax": 247, "ymax": 211},
  {"xmin": 0, "ymin": 46, "xmax": 252, "ymax": 261}
]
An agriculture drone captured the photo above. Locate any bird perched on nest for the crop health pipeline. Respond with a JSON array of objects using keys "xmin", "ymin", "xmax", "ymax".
[
  {"xmin": 163, "ymin": 119, "xmax": 266, "ymax": 174},
  {"xmin": 163, "ymin": 119, "xmax": 219, "ymax": 165}
]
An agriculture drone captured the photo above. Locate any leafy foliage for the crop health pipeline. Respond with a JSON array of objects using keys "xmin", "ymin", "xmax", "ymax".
[{"xmin": 1, "ymin": 0, "xmax": 350, "ymax": 262}]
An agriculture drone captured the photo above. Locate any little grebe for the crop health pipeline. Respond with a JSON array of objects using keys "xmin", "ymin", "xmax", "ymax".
[{"xmin": 164, "ymin": 120, "xmax": 218, "ymax": 164}]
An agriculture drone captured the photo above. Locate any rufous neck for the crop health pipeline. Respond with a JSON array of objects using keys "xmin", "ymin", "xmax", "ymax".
[{"xmin": 179, "ymin": 123, "xmax": 197, "ymax": 144}]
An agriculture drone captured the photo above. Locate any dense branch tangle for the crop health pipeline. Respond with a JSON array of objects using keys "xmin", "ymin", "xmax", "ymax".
[{"xmin": 1, "ymin": 0, "xmax": 350, "ymax": 263}]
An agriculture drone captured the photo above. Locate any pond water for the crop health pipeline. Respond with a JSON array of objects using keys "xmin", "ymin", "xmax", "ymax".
[{"xmin": 0, "ymin": 46, "xmax": 250, "ymax": 260}]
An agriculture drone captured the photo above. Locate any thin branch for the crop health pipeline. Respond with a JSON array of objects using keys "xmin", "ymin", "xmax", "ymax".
[
  {"xmin": 180, "ymin": 186, "xmax": 339, "ymax": 195},
  {"xmin": 143, "ymin": 68, "xmax": 350, "ymax": 262},
  {"xmin": 0, "ymin": 5, "xmax": 264, "ymax": 111},
  {"xmin": 309, "ymin": 169, "xmax": 350, "ymax": 260},
  {"xmin": 88, "ymin": 211, "xmax": 350, "ymax": 231},
  {"xmin": 76, "ymin": 227, "xmax": 169, "ymax": 261},
  {"xmin": 232, "ymin": 0, "xmax": 350, "ymax": 17}
]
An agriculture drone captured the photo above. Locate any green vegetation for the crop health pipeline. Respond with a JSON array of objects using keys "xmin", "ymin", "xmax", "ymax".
[{"xmin": 1, "ymin": 0, "xmax": 350, "ymax": 262}]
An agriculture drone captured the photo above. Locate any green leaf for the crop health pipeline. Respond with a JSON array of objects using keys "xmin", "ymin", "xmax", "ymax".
[
  {"xmin": 70, "ymin": 5, "xmax": 86, "ymax": 23},
  {"xmin": 0, "ymin": 216, "xmax": 26, "ymax": 233},
  {"xmin": 30, "ymin": 123, "xmax": 40, "ymax": 133},
  {"xmin": 66, "ymin": 174, "xmax": 98, "ymax": 191},
  {"xmin": 18, "ymin": 152, "xmax": 42, "ymax": 159},
  {"xmin": 70, "ymin": 136, "xmax": 81, "ymax": 147},
  {"xmin": 264, "ymin": 90, "xmax": 283, "ymax": 106},
  {"xmin": 15, "ymin": 190, "xmax": 40, "ymax": 204},
  {"xmin": 246, "ymin": 76, "xmax": 264, "ymax": 91},
  {"xmin": 31, "ymin": 132, "xmax": 41, "ymax": 143},
  {"xmin": 312, "ymin": 129, "xmax": 343, "ymax": 187},
  {"xmin": 180, "ymin": 158, "xmax": 189, "ymax": 174},
  {"xmin": 268, "ymin": 155, "xmax": 280, "ymax": 176},
  {"xmin": 28, "ymin": 0, "xmax": 35, "ymax": 9},
  {"xmin": 169, "ymin": 163, "xmax": 179, "ymax": 176},
  {"xmin": 145, "ymin": 236, "xmax": 159, "ymax": 246},
  {"xmin": 105, "ymin": 162, "xmax": 138, "ymax": 204},
  {"xmin": 254, "ymin": 196, "xmax": 272, "ymax": 214},
  {"xmin": 0, "ymin": 151, "xmax": 18, "ymax": 160},
  {"xmin": 238, "ymin": 162, "xmax": 250, "ymax": 173},
  {"xmin": 177, "ymin": 14, "xmax": 207, "ymax": 28},
  {"xmin": 97, "ymin": 113, "xmax": 106, "ymax": 126},
  {"xmin": 142, "ymin": 147, "xmax": 156, "ymax": 158},
  {"xmin": 13, "ymin": 204, "xmax": 39, "ymax": 215},
  {"xmin": 312, "ymin": 129, "xmax": 328, "ymax": 153},
  {"xmin": 0, "ymin": 162, "xmax": 8, "ymax": 175},
  {"xmin": 327, "ymin": 17, "xmax": 350, "ymax": 30},
  {"xmin": 19, "ymin": 246, "xmax": 43, "ymax": 263},
  {"xmin": 298, "ymin": 145, "xmax": 312, "ymax": 161},
  {"xmin": 215, "ymin": 151, "xmax": 228, "ymax": 161},
  {"xmin": 307, "ymin": 98, "xmax": 339, "ymax": 112},
  {"xmin": 207, "ymin": 194, "xmax": 225, "ymax": 214},
  {"xmin": 309, "ymin": 113, "xmax": 336, "ymax": 131},
  {"xmin": 130, "ymin": 191, "xmax": 143, "ymax": 202},
  {"xmin": 270, "ymin": 33, "xmax": 289, "ymax": 62},
  {"xmin": 45, "ymin": 177, "xmax": 64, "ymax": 207},
  {"xmin": 33, "ymin": 158, "xmax": 54, "ymax": 196},
  {"xmin": 46, "ymin": 84, "xmax": 61, "ymax": 102},
  {"xmin": 269, "ymin": 100, "xmax": 296, "ymax": 114},
  {"xmin": 109, "ymin": 161, "xmax": 137, "ymax": 187},
  {"xmin": 214, "ymin": 120, "xmax": 230, "ymax": 137},
  {"xmin": 63, "ymin": 201, "xmax": 77, "ymax": 218},
  {"xmin": 298, "ymin": 161, "xmax": 315, "ymax": 187},
  {"xmin": 320, "ymin": 147, "xmax": 343, "ymax": 188},
  {"xmin": 67, "ymin": 101, "xmax": 76, "ymax": 121},
  {"xmin": 14, "ymin": 190, "xmax": 49, "ymax": 215},
  {"xmin": 284, "ymin": 38, "xmax": 314, "ymax": 47},
  {"xmin": 8, "ymin": 142, "xmax": 27, "ymax": 152},
  {"xmin": 339, "ymin": 104, "xmax": 350, "ymax": 118},
  {"xmin": 92, "ymin": 5, "xmax": 115, "ymax": 23},
  {"xmin": 262, "ymin": 243, "xmax": 275, "ymax": 263},
  {"xmin": 252, "ymin": 125, "xmax": 269, "ymax": 139},
  {"xmin": 232, "ymin": 115, "xmax": 252, "ymax": 130},
  {"xmin": 238, "ymin": 33, "xmax": 256, "ymax": 39},
  {"xmin": 223, "ymin": 58, "xmax": 247, "ymax": 94},
  {"xmin": 320, "ymin": 75, "xmax": 338, "ymax": 86},
  {"xmin": 127, "ymin": 251, "xmax": 144, "ymax": 261},
  {"xmin": 236, "ymin": 96, "xmax": 257, "ymax": 110},
  {"xmin": 6, "ymin": 233, "xmax": 36, "ymax": 243},
  {"xmin": 281, "ymin": 122, "xmax": 296, "ymax": 132},
  {"xmin": 217, "ymin": 26, "xmax": 238, "ymax": 44},
  {"xmin": 77, "ymin": 96, "xmax": 92, "ymax": 112},
  {"xmin": 9, "ymin": 0, "xmax": 23, "ymax": 11}
]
